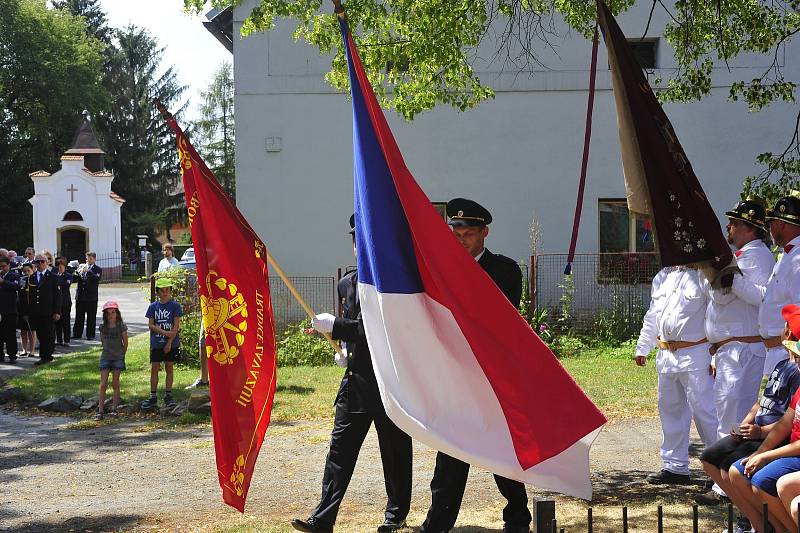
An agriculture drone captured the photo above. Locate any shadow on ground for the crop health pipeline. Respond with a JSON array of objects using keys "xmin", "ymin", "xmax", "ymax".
[{"xmin": 9, "ymin": 513, "xmax": 143, "ymax": 533}]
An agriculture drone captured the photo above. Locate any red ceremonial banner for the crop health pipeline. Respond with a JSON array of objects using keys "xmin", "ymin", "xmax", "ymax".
[{"xmin": 156, "ymin": 100, "xmax": 277, "ymax": 512}]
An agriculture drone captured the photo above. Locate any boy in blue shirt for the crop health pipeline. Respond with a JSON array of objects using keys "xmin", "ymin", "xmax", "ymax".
[{"xmin": 143, "ymin": 277, "xmax": 183, "ymax": 409}]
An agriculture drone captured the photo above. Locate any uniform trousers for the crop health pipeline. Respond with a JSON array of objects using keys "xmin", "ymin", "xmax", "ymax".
[
  {"xmin": 56, "ymin": 303, "xmax": 71, "ymax": 344},
  {"xmin": 0, "ymin": 313, "xmax": 17, "ymax": 356},
  {"xmin": 73, "ymin": 300, "xmax": 98, "ymax": 339},
  {"xmin": 713, "ymin": 342, "xmax": 765, "ymax": 439},
  {"xmin": 311, "ymin": 399, "xmax": 412, "ymax": 526},
  {"xmin": 422, "ymin": 452, "xmax": 530, "ymax": 531},
  {"xmin": 764, "ymin": 346, "xmax": 787, "ymax": 377},
  {"xmin": 28, "ymin": 315, "xmax": 55, "ymax": 360},
  {"xmin": 658, "ymin": 368, "xmax": 718, "ymax": 474}
]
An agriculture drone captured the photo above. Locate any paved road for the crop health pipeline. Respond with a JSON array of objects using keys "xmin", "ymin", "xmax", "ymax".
[{"xmin": 0, "ymin": 283, "xmax": 150, "ymax": 380}]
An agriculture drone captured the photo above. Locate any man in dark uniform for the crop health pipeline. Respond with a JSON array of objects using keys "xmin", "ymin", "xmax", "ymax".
[
  {"xmin": 25, "ymin": 254, "xmax": 61, "ymax": 365},
  {"xmin": 54, "ymin": 257, "xmax": 75, "ymax": 346},
  {"xmin": 421, "ymin": 198, "xmax": 530, "ymax": 533},
  {"xmin": 0, "ymin": 256, "xmax": 21, "ymax": 363},
  {"xmin": 291, "ymin": 215, "xmax": 413, "ymax": 533},
  {"xmin": 73, "ymin": 251, "xmax": 102, "ymax": 340}
]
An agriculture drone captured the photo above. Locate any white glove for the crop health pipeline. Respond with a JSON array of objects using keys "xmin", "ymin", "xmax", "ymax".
[
  {"xmin": 312, "ymin": 313, "xmax": 335, "ymax": 334},
  {"xmin": 334, "ymin": 346, "xmax": 349, "ymax": 367}
]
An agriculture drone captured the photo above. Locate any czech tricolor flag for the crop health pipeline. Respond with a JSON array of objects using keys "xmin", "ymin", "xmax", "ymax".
[{"xmin": 340, "ymin": 17, "xmax": 606, "ymax": 499}]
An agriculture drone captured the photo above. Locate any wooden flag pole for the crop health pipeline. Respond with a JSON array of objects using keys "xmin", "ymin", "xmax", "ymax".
[{"xmin": 263, "ymin": 247, "xmax": 344, "ymax": 357}]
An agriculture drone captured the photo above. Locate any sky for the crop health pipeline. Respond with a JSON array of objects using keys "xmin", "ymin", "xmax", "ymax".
[{"xmin": 99, "ymin": 0, "xmax": 231, "ymax": 121}]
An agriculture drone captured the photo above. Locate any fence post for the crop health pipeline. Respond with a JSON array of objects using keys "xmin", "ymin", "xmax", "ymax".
[
  {"xmin": 533, "ymin": 498, "xmax": 555, "ymax": 533},
  {"xmin": 530, "ymin": 254, "xmax": 538, "ymax": 316}
]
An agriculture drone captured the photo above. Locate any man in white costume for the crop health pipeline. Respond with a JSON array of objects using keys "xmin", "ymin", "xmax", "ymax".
[
  {"xmin": 635, "ymin": 265, "xmax": 719, "ymax": 484},
  {"xmin": 695, "ymin": 197, "xmax": 774, "ymax": 505},
  {"xmin": 759, "ymin": 192, "xmax": 800, "ymax": 377}
]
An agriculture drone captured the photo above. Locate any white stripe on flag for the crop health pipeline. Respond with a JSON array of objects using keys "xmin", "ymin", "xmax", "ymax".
[{"xmin": 359, "ymin": 283, "xmax": 599, "ymax": 499}]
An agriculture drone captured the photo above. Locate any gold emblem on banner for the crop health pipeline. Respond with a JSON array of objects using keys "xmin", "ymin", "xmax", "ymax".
[
  {"xmin": 254, "ymin": 240, "xmax": 266, "ymax": 259},
  {"xmin": 201, "ymin": 271, "xmax": 248, "ymax": 366},
  {"xmin": 230, "ymin": 454, "xmax": 246, "ymax": 496}
]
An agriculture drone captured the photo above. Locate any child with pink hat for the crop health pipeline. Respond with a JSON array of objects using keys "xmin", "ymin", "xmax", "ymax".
[{"xmin": 95, "ymin": 300, "xmax": 128, "ymax": 420}]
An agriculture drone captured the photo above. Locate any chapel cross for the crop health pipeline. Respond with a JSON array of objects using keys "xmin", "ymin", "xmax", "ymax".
[{"xmin": 67, "ymin": 184, "xmax": 78, "ymax": 202}]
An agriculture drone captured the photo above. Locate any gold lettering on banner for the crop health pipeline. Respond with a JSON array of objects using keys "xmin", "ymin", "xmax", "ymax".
[
  {"xmin": 236, "ymin": 290, "xmax": 265, "ymax": 408},
  {"xmin": 187, "ymin": 192, "xmax": 200, "ymax": 226},
  {"xmin": 178, "ymin": 136, "xmax": 193, "ymax": 172}
]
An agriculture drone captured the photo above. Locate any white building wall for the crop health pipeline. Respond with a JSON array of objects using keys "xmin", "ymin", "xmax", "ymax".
[{"xmin": 232, "ymin": 1, "xmax": 800, "ymax": 275}]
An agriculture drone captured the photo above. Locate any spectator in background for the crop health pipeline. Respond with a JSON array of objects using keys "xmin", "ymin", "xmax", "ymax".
[
  {"xmin": 25, "ymin": 253, "xmax": 61, "ymax": 365},
  {"xmin": 158, "ymin": 243, "xmax": 179, "ymax": 272},
  {"xmin": 54, "ymin": 257, "xmax": 75, "ymax": 346},
  {"xmin": 17, "ymin": 263, "xmax": 36, "ymax": 357},
  {"xmin": 0, "ymin": 249, "xmax": 8, "ymax": 260},
  {"xmin": 22, "ymin": 247, "xmax": 35, "ymax": 265},
  {"xmin": 143, "ymin": 277, "xmax": 182, "ymax": 409},
  {"xmin": 73, "ymin": 251, "xmax": 102, "ymax": 340},
  {"xmin": 0, "ymin": 256, "xmax": 20, "ymax": 364},
  {"xmin": 41, "ymin": 249, "xmax": 54, "ymax": 271},
  {"xmin": 96, "ymin": 300, "xmax": 128, "ymax": 420},
  {"xmin": 8, "ymin": 250, "xmax": 18, "ymax": 265}
]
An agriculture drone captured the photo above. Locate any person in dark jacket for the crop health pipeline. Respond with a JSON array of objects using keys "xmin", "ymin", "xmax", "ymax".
[
  {"xmin": 24, "ymin": 254, "xmax": 61, "ymax": 365},
  {"xmin": 421, "ymin": 198, "xmax": 529, "ymax": 533},
  {"xmin": 291, "ymin": 215, "xmax": 412, "ymax": 533},
  {"xmin": 73, "ymin": 251, "xmax": 102, "ymax": 340},
  {"xmin": 0, "ymin": 256, "xmax": 21, "ymax": 363},
  {"xmin": 54, "ymin": 257, "xmax": 75, "ymax": 346}
]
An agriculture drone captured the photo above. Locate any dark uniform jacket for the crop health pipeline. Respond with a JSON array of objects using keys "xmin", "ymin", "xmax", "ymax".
[
  {"xmin": 75, "ymin": 264, "xmax": 101, "ymax": 302},
  {"xmin": 56, "ymin": 271, "xmax": 75, "ymax": 306},
  {"xmin": 331, "ymin": 270, "xmax": 382, "ymax": 414},
  {"xmin": 23, "ymin": 270, "xmax": 61, "ymax": 317},
  {"xmin": 478, "ymin": 249, "xmax": 523, "ymax": 307},
  {"xmin": 0, "ymin": 270, "xmax": 21, "ymax": 315}
]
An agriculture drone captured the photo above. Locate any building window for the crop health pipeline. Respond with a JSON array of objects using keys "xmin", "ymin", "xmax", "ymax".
[
  {"xmin": 598, "ymin": 199, "xmax": 658, "ymax": 283},
  {"xmin": 627, "ymin": 39, "xmax": 658, "ymax": 70},
  {"xmin": 63, "ymin": 210, "xmax": 83, "ymax": 221}
]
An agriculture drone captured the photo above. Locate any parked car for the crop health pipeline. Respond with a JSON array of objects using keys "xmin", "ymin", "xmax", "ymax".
[{"xmin": 179, "ymin": 247, "xmax": 196, "ymax": 268}]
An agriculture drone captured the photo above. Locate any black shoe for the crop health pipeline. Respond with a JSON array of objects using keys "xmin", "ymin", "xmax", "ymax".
[
  {"xmin": 33, "ymin": 357, "xmax": 53, "ymax": 366},
  {"xmin": 8, "ymin": 355, "xmax": 17, "ymax": 364},
  {"xmin": 694, "ymin": 489, "xmax": 728, "ymax": 506},
  {"xmin": 646, "ymin": 469, "xmax": 691, "ymax": 485},
  {"xmin": 290, "ymin": 517, "xmax": 333, "ymax": 533},
  {"xmin": 502, "ymin": 525, "xmax": 530, "ymax": 533},
  {"xmin": 377, "ymin": 519, "xmax": 406, "ymax": 532}
]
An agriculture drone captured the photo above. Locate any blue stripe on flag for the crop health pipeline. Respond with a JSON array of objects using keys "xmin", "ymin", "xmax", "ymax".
[{"xmin": 341, "ymin": 22, "xmax": 423, "ymax": 295}]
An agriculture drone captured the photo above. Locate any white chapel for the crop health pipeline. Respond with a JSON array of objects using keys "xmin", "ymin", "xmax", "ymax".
[{"xmin": 28, "ymin": 111, "xmax": 124, "ymax": 262}]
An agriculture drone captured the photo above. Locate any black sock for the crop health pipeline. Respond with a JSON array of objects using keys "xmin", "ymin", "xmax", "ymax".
[
  {"xmin": 150, "ymin": 391, "xmax": 156, "ymax": 398},
  {"xmin": 165, "ymin": 390, "xmax": 172, "ymax": 396}
]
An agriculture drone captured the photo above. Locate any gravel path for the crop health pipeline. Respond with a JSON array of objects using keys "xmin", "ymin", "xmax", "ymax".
[{"xmin": 0, "ymin": 409, "xmax": 715, "ymax": 533}]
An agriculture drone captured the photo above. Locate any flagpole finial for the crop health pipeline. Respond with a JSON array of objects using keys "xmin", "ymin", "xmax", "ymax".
[
  {"xmin": 331, "ymin": 0, "xmax": 346, "ymax": 20},
  {"xmin": 152, "ymin": 98, "xmax": 173, "ymax": 121}
]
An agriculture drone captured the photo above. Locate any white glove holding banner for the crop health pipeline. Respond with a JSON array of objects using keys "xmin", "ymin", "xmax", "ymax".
[
  {"xmin": 312, "ymin": 313, "xmax": 335, "ymax": 334},
  {"xmin": 334, "ymin": 346, "xmax": 349, "ymax": 368}
]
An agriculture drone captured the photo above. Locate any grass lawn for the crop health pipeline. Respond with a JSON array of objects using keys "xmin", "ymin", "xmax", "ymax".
[{"xmin": 9, "ymin": 333, "xmax": 655, "ymax": 422}]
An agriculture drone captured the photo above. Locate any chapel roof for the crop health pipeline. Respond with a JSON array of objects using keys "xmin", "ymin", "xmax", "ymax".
[{"xmin": 64, "ymin": 111, "xmax": 105, "ymax": 156}]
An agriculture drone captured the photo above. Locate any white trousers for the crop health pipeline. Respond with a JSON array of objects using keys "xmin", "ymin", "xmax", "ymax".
[
  {"xmin": 765, "ymin": 346, "xmax": 787, "ymax": 376},
  {"xmin": 714, "ymin": 343, "xmax": 765, "ymax": 439},
  {"xmin": 658, "ymin": 369, "xmax": 718, "ymax": 474}
]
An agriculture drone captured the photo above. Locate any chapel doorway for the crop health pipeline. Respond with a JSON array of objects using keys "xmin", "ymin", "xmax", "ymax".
[{"xmin": 60, "ymin": 228, "xmax": 87, "ymax": 261}]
